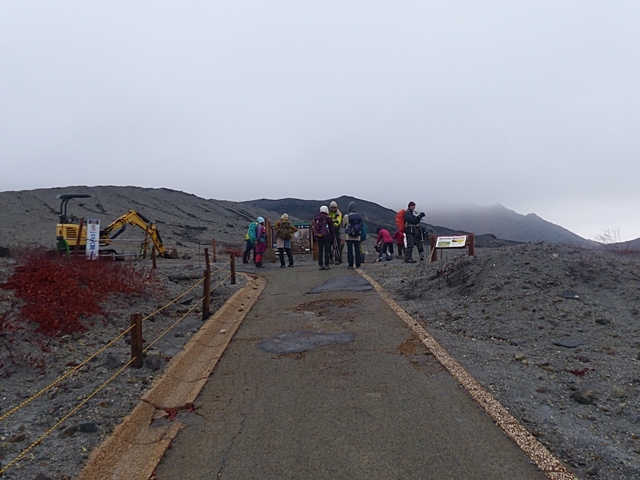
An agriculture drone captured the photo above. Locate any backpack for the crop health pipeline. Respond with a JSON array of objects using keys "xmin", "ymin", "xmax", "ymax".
[
  {"xmin": 247, "ymin": 222, "xmax": 258, "ymax": 243},
  {"xmin": 395, "ymin": 210, "xmax": 406, "ymax": 233},
  {"xmin": 278, "ymin": 221, "xmax": 293, "ymax": 241},
  {"xmin": 346, "ymin": 213, "xmax": 363, "ymax": 237},
  {"xmin": 313, "ymin": 214, "xmax": 330, "ymax": 238}
]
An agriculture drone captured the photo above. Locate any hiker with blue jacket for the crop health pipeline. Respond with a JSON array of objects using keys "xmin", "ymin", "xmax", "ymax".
[
  {"xmin": 343, "ymin": 201, "xmax": 363, "ymax": 269},
  {"xmin": 404, "ymin": 201, "xmax": 425, "ymax": 263}
]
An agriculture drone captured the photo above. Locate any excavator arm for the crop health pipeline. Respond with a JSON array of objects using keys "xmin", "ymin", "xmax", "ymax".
[{"xmin": 101, "ymin": 210, "xmax": 170, "ymax": 258}]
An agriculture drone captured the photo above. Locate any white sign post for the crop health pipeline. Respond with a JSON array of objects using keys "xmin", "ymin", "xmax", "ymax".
[{"xmin": 86, "ymin": 219, "xmax": 100, "ymax": 260}]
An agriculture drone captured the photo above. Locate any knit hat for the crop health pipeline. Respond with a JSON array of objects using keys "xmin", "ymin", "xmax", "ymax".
[
  {"xmin": 320, "ymin": 205, "xmax": 329, "ymax": 214},
  {"xmin": 257, "ymin": 216, "xmax": 264, "ymax": 223},
  {"xmin": 348, "ymin": 201, "xmax": 356, "ymax": 213},
  {"xmin": 330, "ymin": 201, "xmax": 338, "ymax": 209},
  {"xmin": 281, "ymin": 213, "xmax": 289, "ymax": 220},
  {"xmin": 408, "ymin": 201, "xmax": 416, "ymax": 208}
]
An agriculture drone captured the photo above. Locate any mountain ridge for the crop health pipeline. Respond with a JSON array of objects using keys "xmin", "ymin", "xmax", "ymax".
[{"xmin": 0, "ymin": 186, "xmax": 629, "ymax": 252}]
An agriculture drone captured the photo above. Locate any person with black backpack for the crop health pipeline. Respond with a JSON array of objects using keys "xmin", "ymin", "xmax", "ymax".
[
  {"xmin": 343, "ymin": 201, "xmax": 363, "ymax": 269},
  {"xmin": 274, "ymin": 213, "xmax": 298, "ymax": 268},
  {"xmin": 313, "ymin": 206, "xmax": 335, "ymax": 270},
  {"xmin": 403, "ymin": 201, "xmax": 425, "ymax": 263}
]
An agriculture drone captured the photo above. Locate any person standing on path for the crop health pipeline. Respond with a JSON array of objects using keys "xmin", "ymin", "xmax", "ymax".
[
  {"xmin": 274, "ymin": 213, "xmax": 298, "ymax": 268},
  {"xmin": 343, "ymin": 201, "xmax": 363, "ymax": 269},
  {"xmin": 313, "ymin": 206, "xmax": 334, "ymax": 270},
  {"xmin": 254, "ymin": 217, "xmax": 267, "ymax": 268},
  {"xmin": 243, "ymin": 220, "xmax": 257, "ymax": 264},
  {"xmin": 404, "ymin": 202, "xmax": 425, "ymax": 263},
  {"xmin": 329, "ymin": 201, "xmax": 343, "ymax": 264}
]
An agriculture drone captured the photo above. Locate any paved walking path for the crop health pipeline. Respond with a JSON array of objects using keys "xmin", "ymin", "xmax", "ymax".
[
  {"xmin": 80, "ymin": 260, "xmax": 574, "ymax": 479},
  {"xmin": 151, "ymin": 263, "xmax": 557, "ymax": 479}
]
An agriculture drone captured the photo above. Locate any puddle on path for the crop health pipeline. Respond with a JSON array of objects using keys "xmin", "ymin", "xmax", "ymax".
[
  {"xmin": 309, "ymin": 276, "xmax": 373, "ymax": 294},
  {"xmin": 257, "ymin": 330, "xmax": 356, "ymax": 354}
]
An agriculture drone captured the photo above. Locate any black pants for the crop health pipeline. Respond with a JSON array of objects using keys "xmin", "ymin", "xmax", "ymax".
[
  {"xmin": 346, "ymin": 240, "xmax": 362, "ymax": 267},
  {"xmin": 317, "ymin": 237, "xmax": 332, "ymax": 266},
  {"xmin": 243, "ymin": 240, "xmax": 254, "ymax": 263},
  {"xmin": 278, "ymin": 247, "xmax": 294, "ymax": 266}
]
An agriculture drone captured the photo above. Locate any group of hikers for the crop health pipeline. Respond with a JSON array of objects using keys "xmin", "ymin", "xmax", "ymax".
[{"xmin": 242, "ymin": 201, "xmax": 429, "ymax": 269}]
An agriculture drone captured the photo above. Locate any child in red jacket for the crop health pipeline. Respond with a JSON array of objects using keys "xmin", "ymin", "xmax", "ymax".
[
  {"xmin": 393, "ymin": 229, "xmax": 405, "ymax": 259},
  {"xmin": 376, "ymin": 227, "xmax": 394, "ymax": 261}
]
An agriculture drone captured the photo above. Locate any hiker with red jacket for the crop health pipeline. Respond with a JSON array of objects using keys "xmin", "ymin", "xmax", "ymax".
[
  {"xmin": 393, "ymin": 229, "xmax": 405, "ymax": 259},
  {"xmin": 375, "ymin": 227, "xmax": 394, "ymax": 261},
  {"xmin": 313, "ymin": 206, "xmax": 335, "ymax": 270},
  {"xmin": 404, "ymin": 201, "xmax": 425, "ymax": 263}
]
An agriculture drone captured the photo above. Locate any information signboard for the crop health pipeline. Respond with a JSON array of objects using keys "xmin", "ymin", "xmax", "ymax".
[
  {"xmin": 435, "ymin": 235, "xmax": 467, "ymax": 248},
  {"xmin": 86, "ymin": 219, "xmax": 100, "ymax": 260}
]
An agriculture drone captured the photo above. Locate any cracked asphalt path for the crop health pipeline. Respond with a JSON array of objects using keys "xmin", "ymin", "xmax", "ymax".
[{"xmin": 154, "ymin": 264, "xmax": 547, "ymax": 480}]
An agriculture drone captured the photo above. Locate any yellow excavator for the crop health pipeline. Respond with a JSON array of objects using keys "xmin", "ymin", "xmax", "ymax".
[{"xmin": 56, "ymin": 193, "xmax": 173, "ymax": 258}]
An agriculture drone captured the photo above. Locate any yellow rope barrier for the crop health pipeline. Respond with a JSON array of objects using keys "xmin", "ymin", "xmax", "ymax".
[
  {"xmin": 0, "ymin": 266, "xmax": 230, "ymax": 422},
  {"xmin": 141, "ymin": 276, "xmax": 204, "ymax": 322},
  {"xmin": 0, "ymin": 357, "xmax": 137, "ymax": 476},
  {"xmin": 0, "ymin": 324, "xmax": 135, "ymax": 423},
  {"xmin": 0, "ymin": 263, "xmax": 236, "ymax": 476}
]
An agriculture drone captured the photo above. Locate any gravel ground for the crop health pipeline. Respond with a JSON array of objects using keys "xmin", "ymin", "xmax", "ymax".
[
  {"xmin": 361, "ymin": 242, "xmax": 640, "ymax": 480},
  {"xmin": 2, "ymin": 243, "xmax": 640, "ymax": 479},
  {"xmin": 0, "ymin": 256, "xmax": 244, "ymax": 480}
]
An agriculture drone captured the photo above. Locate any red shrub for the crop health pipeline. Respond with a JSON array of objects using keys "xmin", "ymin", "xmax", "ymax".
[{"xmin": 1, "ymin": 249, "xmax": 158, "ymax": 336}]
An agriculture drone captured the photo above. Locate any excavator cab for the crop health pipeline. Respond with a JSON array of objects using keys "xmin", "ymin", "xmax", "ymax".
[{"xmin": 56, "ymin": 194, "xmax": 92, "ymax": 249}]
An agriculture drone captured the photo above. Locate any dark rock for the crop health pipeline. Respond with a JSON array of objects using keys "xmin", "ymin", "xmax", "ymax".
[
  {"xmin": 0, "ymin": 246, "xmax": 10, "ymax": 258},
  {"xmin": 71, "ymin": 331, "xmax": 83, "ymax": 341},
  {"xmin": 144, "ymin": 356, "xmax": 163, "ymax": 371},
  {"xmin": 553, "ymin": 338, "xmax": 586, "ymax": 348},
  {"xmin": 595, "ymin": 318, "xmax": 610, "ymax": 325},
  {"xmin": 8, "ymin": 433, "xmax": 25, "ymax": 443},
  {"xmin": 181, "ymin": 254, "xmax": 192, "ymax": 260},
  {"xmin": 79, "ymin": 422, "xmax": 99, "ymax": 433},
  {"xmin": 33, "ymin": 474, "xmax": 54, "ymax": 480},
  {"xmin": 631, "ymin": 308, "xmax": 639, "ymax": 316},
  {"xmin": 571, "ymin": 390, "xmax": 596, "ymax": 405},
  {"xmin": 59, "ymin": 425, "xmax": 78, "ymax": 438},
  {"xmin": 104, "ymin": 353, "xmax": 121, "ymax": 369},
  {"xmin": 559, "ymin": 290, "xmax": 580, "ymax": 300}
]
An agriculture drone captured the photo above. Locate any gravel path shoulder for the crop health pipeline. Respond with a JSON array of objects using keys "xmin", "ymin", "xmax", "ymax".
[{"xmin": 362, "ymin": 243, "xmax": 640, "ymax": 480}]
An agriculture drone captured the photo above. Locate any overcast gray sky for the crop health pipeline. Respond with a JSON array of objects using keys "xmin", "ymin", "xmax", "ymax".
[{"xmin": 1, "ymin": 1, "xmax": 639, "ymax": 241}]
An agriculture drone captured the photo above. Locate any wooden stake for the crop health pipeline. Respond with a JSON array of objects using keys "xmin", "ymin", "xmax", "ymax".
[
  {"xmin": 204, "ymin": 247, "xmax": 211, "ymax": 271},
  {"xmin": 151, "ymin": 246, "xmax": 157, "ymax": 269},
  {"xmin": 468, "ymin": 233, "xmax": 475, "ymax": 257},
  {"xmin": 130, "ymin": 313, "xmax": 143, "ymax": 368},
  {"xmin": 230, "ymin": 254, "xmax": 236, "ymax": 285},
  {"xmin": 429, "ymin": 235, "xmax": 437, "ymax": 262},
  {"xmin": 202, "ymin": 269, "xmax": 211, "ymax": 321},
  {"xmin": 212, "ymin": 239, "xmax": 217, "ymax": 263}
]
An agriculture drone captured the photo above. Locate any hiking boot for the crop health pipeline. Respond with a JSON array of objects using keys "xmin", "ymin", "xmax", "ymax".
[
  {"xmin": 319, "ymin": 265, "xmax": 325, "ymax": 270},
  {"xmin": 325, "ymin": 265, "xmax": 330, "ymax": 270}
]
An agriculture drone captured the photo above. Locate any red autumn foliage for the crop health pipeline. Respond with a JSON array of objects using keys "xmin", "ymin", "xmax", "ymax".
[{"xmin": 1, "ymin": 249, "xmax": 159, "ymax": 337}]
